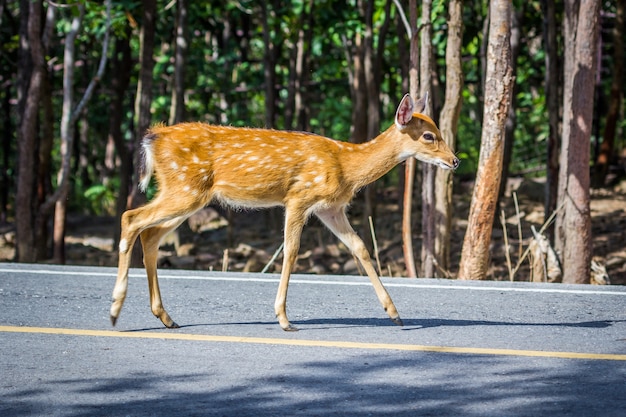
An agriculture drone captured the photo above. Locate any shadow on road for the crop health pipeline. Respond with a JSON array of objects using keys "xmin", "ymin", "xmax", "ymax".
[
  {"xmin": 117, "ymin": 318, "xmax": 623, "ymax": 333},
  {"xmin": 3, "ymin": 351, "xmax": 624, "ymax": 416}
]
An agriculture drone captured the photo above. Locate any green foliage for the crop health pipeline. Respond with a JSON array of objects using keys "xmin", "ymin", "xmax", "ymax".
[
  {"xmin": 83, "ymin": 183, "xmax": 117, "ymax": 216},
  {"xmin": 2, "ymin": 0, "xmax": 623, "ymax": 220}
]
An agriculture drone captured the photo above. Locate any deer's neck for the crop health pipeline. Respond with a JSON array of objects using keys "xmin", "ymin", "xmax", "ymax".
[{"xmin": 340, "ymin": 125, "xmax": 406, "ymax": 190}]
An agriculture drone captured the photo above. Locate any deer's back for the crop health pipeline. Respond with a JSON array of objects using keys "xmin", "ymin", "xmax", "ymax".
[{"xmin": 147, "ymin": 123, "xmax": 352, "ymax": 210}]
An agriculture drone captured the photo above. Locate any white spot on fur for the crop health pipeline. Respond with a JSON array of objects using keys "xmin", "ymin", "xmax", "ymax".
[
  {"xmin": 192, "ymin": 155, "xmax": 200, "ymax": 163},
  {"xmin": 170, "ymin": 161, "xmax": 178, "ymax": 170},
  {"xmin": 119, "ymin": 239, "xmax": 128, "ymax": 253},
  {"xmin": 313, "ymin": 174, "xmax": 324, "ymax": 183}
]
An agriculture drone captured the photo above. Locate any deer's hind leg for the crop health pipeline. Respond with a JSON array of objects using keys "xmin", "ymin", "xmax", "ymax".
[
  {"xmin": 140, "ymin": 216, "xmax": 189, "ymax": 328},
  {"xmin": 111, "ymin": 194, "xmax": 207, "ymax": 327},
  {"xmin": 111, "ymin": 206, "xmax": 149, "ymax": 326}
]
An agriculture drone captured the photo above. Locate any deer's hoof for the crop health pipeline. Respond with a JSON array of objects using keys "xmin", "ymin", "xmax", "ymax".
[
  {"xmin": 282, "ymin": 324, "xmax": 299, "ymax": 332},
  {"xmin": 391, "ymin": 316, "xmax": 404, "ymax": 326}
]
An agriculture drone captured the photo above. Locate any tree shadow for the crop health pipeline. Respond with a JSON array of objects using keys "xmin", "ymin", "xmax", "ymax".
[{"xmin": 3, "ymin": 352, "xmax": 624, "ymax": 417}]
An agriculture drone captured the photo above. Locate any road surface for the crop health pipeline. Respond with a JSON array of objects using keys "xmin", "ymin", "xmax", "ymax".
[{"xmin": 1, "ymin": 263, "xmax": 625, "ymax": 416}]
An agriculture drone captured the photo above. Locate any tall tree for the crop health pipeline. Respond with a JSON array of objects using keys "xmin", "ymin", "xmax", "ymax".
[
  {"xmin": 285, "ymin": 0, "xmax": 313, "ymax": 131},
  {"xmin": 132, "ymin": 0, "xmax": 156, "ymax": 200},
  {"xmin": 15, "ymin": 0, "xmax": 44, "ymax": 262},
  {"xmin": 362, "ymin": 0, "xmax": 392, "ymax": 246},
  {"xmin": 49, "ymin": 0, "xmax": 111, "ymax": 263},
  {"xmin": 458, "ymin": 0, "xmax": 514, "ymax": 280},
  {"xmin": 594, "ymin": 1, "xmax": 624, "ymax": 186},
  {"xmin": 51, "ymin": 3, "xmax": 85, "ymax": 264},
  {"xmin": 434, "ymin": 0, "xmax": 464, "ymax": 276},
  {"xmin": 169, "ymin": 0, "xmax": 188, "ymax": 126},
  {"xmin": 401, "ymin": 0, "xmax": 420, "ymax": 278},
  {"xmin": 129, "ymin": 0, "xmax": 157, "ymax": 265},
  {"xmin": 34, "ymin": 5, "xmax": 57, "ymax": 260},
  {"xmin": 110, "ymin": 27, "xmax": 133, "ymax": 249},
  {"xmin": 260, "ymin": 1, "xmax": 279, "ymax": 128},
  {"xmin": 497, "ymin": 4, "xmax": 523, "ymax": 202},
  {"xmin": 420, "ymin": 0, "xmax": 436, "ymax": 278},
  {"xmin": 555, "ymin": 0, "xmax": 601, "ymax": 284},
  {"xmin": 542, "ymin": 0, "xmax": 560, "ymax": 232}
]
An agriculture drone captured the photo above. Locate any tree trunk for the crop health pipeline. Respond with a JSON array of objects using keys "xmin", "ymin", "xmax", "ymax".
[
  {"xmin": 16, "ymin": 0, "xmax": 44, "ymax": 263},
  {"xmin": 361, "ymin": 0, "xmax": 382, "ymax": 249},
  {"xmin": 434, "ymin": 0, "xmax": 464, "ymax": 276},
  {"xmin": 497, "ymin": 5, "xmax": 522, "ymax": 202},
  {"xmin": 593, "ymin": 0, "xmax": 624, "ymax": 186},
  {"xmin": 52, "ymin": 4, "xmax": 85, "ymax": 264},
  {"xmin": 169, "ymin": 0, "xmax": 187, "ymax": 126},
  {"xmin": 555, "ymin": 0, "xmax": 600, "ymax": 284},
  {"xmin": 111, "ymin": 30, "xmax": 133, "ymax": 249},
  {"xmin": 348, "ymin": 32, "xmax": 368, "ymax": 144},
  {"xmin": 35, "ymin": 58, "xmax": 55, "ymax": 260},
  {"xmin": 130, "ymin": 0, "xmax": 157, "ymax": 265},
  {"xmin": 31, "ymin": 3, "xmax": 57, "ymax": 261},
  {"xmin": 49, "ymin": 0, "xmax": 111, "ymax": 263},
  {"xmin": 1, "ymin": 76, "xmax": 10, "ymax": 224},
  {"xmin": 542, "ymin": 0, "xmax": 560, "ymax": 234},
  {"xmin": 420, "ymin": 0, "xmax": 436, "ymax": 278},
  {"xmin": 402, "ymin": 0, "xmax": 419, "ymax": 278},
  {"xmin": 134, "ymin": 0, "xmax": 157, "ymax": 183},
  {"xmin": 458, "ymin": 0, "xmax": 514, "ymax": 280},
  {"xmin": 285, "ymin": 0, "xmax": 312, "ymax": 131},
  {"xmin": 261, "ymin": 2, "xmax": 278, "ymax": 128}
]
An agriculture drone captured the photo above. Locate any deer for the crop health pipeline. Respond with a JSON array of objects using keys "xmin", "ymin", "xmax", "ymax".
[{"xmin": 110, "ymin": 93, "xmax": 459, "ymax": 331}]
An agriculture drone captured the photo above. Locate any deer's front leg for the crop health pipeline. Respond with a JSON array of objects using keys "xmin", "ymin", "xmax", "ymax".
[
  {"xmin": 316, "ymin": 207, "xmax": 403, "ymax": 326},
  {"xmin": 275, "ymin": 207, "xmax": 306, "ymax": 331}
]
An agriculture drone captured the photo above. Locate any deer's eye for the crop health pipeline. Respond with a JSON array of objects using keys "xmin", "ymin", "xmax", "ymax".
[{"xmin": 423, "ymin": 132, "xmax": 435, "ymax": 142}]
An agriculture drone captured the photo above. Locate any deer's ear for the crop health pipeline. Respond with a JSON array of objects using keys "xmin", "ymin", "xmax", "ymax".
[
  {"xmin": 395, "ymin": 94, "xmax": 414, "ymax": 129},
  {"xmin": 414, "ymin": 91, "xmax": 429, "ymax": 114}
]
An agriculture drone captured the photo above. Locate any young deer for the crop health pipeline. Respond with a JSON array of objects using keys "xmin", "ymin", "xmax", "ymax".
[{"xmin": 110, "ymin": 94, "xmax": 459, "ymax": 331}]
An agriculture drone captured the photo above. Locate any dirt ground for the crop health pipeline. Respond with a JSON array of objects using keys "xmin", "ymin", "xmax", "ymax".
[{"xmin": 1, "ymin": 177, "xmax": 625, "ymax": 286}]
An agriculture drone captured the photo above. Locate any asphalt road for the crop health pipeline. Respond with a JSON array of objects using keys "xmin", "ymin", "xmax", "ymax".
[{"xmin": 1, "ymin": 263, "xmax": 625, "ymax": 416}]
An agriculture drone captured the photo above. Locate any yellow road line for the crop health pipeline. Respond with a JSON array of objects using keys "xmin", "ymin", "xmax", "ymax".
[{"xmin": 1, "ymin": 325, "xmax": 625, "ymax": 361}]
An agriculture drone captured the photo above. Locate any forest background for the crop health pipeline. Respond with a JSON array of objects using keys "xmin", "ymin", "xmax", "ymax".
[{"xmin": 1, "ymin": 0, "xmax": 624, "ymax": 284}]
